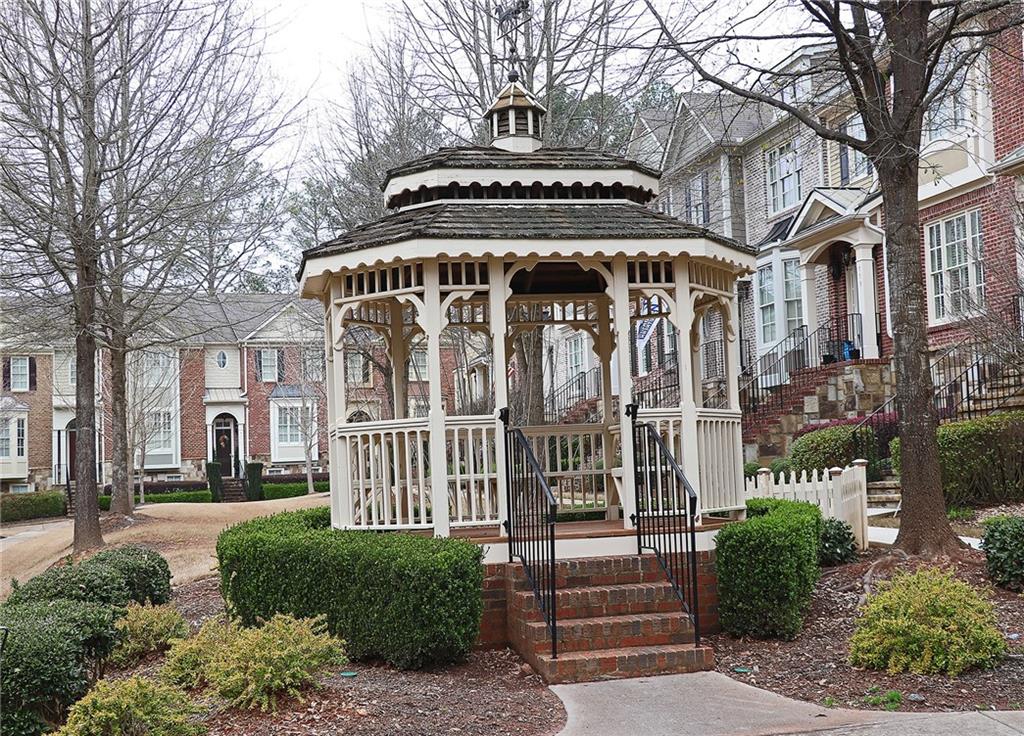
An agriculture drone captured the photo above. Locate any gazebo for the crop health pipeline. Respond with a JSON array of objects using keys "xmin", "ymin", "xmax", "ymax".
[{"xmin": 298, "ymin": 80, "xmax": 755, "ymax": 555}]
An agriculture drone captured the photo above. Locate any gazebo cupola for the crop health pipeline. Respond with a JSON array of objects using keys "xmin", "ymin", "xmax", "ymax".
[{"xmin": 485, "ymin": 74, "xmax": 546, "ymax": 152}]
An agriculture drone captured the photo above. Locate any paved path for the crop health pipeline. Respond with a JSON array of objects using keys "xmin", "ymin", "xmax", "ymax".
[
  {"xmin": 867, "ymin": 524, "xmax": 982, "ymax": 550},
  {"xmin": 0, "ymin": 518, "xmax": 73, "ymax": 553},
  {"xmin": 552, "ymin": 672, "xmax": 1024, "ymax": 736}
]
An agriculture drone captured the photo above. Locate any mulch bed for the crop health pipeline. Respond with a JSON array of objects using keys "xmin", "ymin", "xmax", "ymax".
[
  {"xmin": 141, "ymin": 578, "xmax": 567, "ymax": 736},
  {"xmin": 708, "ymin": 548, "xmax": 1024, "ymax": 712}
]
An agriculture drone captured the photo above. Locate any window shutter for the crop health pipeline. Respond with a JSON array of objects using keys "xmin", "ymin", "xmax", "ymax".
[
  {"xmin": 2, "ymin": 358, "xmax": 8, "ymax": 390},
  {"xmin": 277, "ymin": 350, "xmax": 285, "ymax": 383},
  {"xmin": 28, "ymin": 357, "xmax": 36, "ymax": 390},
  {"xmin": 838, "ymin": 125, "xmax": 849, "ymax": 185},
  {"xmin": 701, "ymin": 172, "xmax": 710, "ymax": 224},
  {"xmin": 254, "ymin": 351, "xmax": 262, "ymax": 382}
]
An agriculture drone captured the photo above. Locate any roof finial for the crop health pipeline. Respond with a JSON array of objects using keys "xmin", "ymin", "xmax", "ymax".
[{"xmin": 496, "ymin": 1, "xmax": 530, "ymax": 83}]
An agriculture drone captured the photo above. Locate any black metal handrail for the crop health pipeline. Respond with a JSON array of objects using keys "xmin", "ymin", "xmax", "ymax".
[
  {"xmin": 635, "ymin": 354, "xmax": 680, "ymax": 409},
  {"xmin": 500, "ymin": 408, "xmax": 558, "ymax": 659},
  {"xmin": 544, "ymin": 366, "xmax": 601, "ymax": 423},
  {"xmin": 626, "ymin": 404, "xmax": 701, "ymax": 645}
]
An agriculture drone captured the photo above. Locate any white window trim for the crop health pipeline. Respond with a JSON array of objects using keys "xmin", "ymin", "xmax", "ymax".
[
  {"xmin": 0, "ymin": 420, "xmax": 9, "ymax": 458},
  {"xmin": 145, "ymin": 410, "xmax": 174, "ymax": 453},
  {"xmin": 10, "ymin": 356, "xmax": 29, "ymax": 392},
  {"xmin": 567, "ymin": 334, "xmax": 585, "ymax": 378},
  {"xmin": 259, "ymin": 349, "xmax": 279, "ymax": 383},
  {"xmin": 15, "ymin": 417, "xmax": 26, "ymax": 458},
  {"xmin": 68, "ymin": 357, "xmax": 77, "ymax": 385},
  {"xmin": 757, "ymin": 265, "xmax": 777, "ymax": 345},
  {"xmin": 767, "ymin": 141, "xmax": 802, "ymax": 215},
  {"xmin": 409, "ymin": 348, "xmax": 428, "ymax": 380},
  {"xmin": 926, "ymin": 209, "xmax": 985, "ymax": 326},
  {"xmin": 270, "ymin": 399, "xmax": 318, "ymax": 463},
  {"xmin": 782, "ymin": 258, "xmax": 803, "ymax": 336}
]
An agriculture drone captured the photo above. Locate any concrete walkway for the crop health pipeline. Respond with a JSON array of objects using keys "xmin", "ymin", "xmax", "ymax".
[
  {"xmin": 867, "ymin": 524, "xmax": 982, "ymax": 550},
  {"xmin": 0, "ymin": 517, "xmax": 73, "ymax": 553},
  {"xmin": 552, "ymin": 672, "xmax": 1024, "ymax": 736}
]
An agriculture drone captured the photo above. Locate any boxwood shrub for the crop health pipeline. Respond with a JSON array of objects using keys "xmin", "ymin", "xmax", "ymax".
[
  {"xmin": 216, "ymin": 507, "xmax": 484, "ymax": 669},
  {"xmin": 98, "ymin": 490, "xmax": 212, "ymax": 510},
  {"xmin": 207, "ymin": 462, "xmax": 224, "ymax": 503},
  {"xmin": 1, "ymin": 491, "xmax": 66, "ymax": 523},
  {"xmin": 981, "ymin": 515, "xmax": 1024, "ymax": 590},
  {"xmin": 891, "ymin": 411, "xmax": 1024, "ymax": 506},
  {"xmin": 262, "ymin": 482, "xmax": 330, "ymax": 500},
  {"xmin": 245, "ymin": 463, "xmax": 264, "ymax": 501},
  {"xmin": 86, "ymin": 545, "xmax": 172, "ymax": 605},
  {"xmin": 790, "ymin": 424, "xmax": 876, "ymax": 475},
  {"xmin": 716, "ymin": 498, "xmax": 822, "ymax": 639},
  {"xmin": 7, "ymin": 562, "xmax": 131, "ymax": 608}
]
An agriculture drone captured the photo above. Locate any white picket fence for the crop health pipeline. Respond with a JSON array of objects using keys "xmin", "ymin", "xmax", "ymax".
[{"xmin": 743, "ymin": 460, "xmax": 870, "ymax": 549}]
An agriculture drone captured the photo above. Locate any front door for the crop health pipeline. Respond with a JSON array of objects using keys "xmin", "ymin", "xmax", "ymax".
[{"xmin": 214, "ymin": 417, "xmax": 235, "ymax": 478}]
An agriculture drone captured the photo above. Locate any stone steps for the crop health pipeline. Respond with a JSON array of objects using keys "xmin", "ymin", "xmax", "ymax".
[{"xmin": 221, "ymin": 478, "xmax": 246, "ymax": 502}]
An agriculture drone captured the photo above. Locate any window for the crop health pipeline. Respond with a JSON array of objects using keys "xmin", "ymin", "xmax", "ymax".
[
  {"xmin": 15, "ymin": 418, "xmax": 25, "ymax": 458},
  {"xmin": 10, "ymin": 356, "xmax": 28, "ymax": 391},
  {"xmin": 145, "ymin": 411, "xmax": 173, "ymax": 452},
  {"xmin": 164, "ymin": 474, "xmax": 183, "ymax": 482},
  {"xmin": 10, "ymin": 483, "xmax": 30, "ymax": 494},
  {"xmin": 657, "ymin": 187, "xmax": 673, "ymax": 216},
  {"xmin": 302, "ymin": 346, "xmax": 325, "ymax": 381},
  {"xmin": 767, "ymin": 142, "xmax": 801, "ymax": 213},
  {"xmin": 259, "ymin": 349, "xmax": 278, "ymax": 383},
  {"xmin": 277, "ymin": 405, "xmax": 311, "ymax": 445},
  {"xmin": 924, "ymin": 57, "xmax": 969, "ymax": 142},
  {"xmin": 216, "ymin": 351, "xmax": 227, "ymax": 369},
  {"xmin": 0, "ymin": 421, "xmax": 9, "ymax": 457},
  {"xmin": 267, "ymin": 467, "xmax": 285, "ymax": 476},
  {"xmin": 143, "ymin": 351, "xmax": 173, "ymax": 385},
  {"xmin": 783, "ymin": 259, "xmax": 803, "ymax": 335},
  {"xmin": 410, "ymin": 348, "xmax": 428, "ymax": 379},
  {"xmin": 839, "ymin": 115, "xmax": 872, "ymax": 183},
  {"xmin": 757, "ymin": 265, "xmax": 777, "ymax": 344},
  {"xmin": 345, "ymin": 352, "xmax": 371, "ymax": 385},
  {"xmin": 567, "ymin": 335, "xmax": 585, "ymax": 378},
  {"xmin": 685, "ymin": 173, "xmax": 710, "ymax": 225},
  {"xmin": 927, "ymin": 210, "xmax": 984, "ymax": 322},
  {"xmin": 68, "ymin": 357, "xmax": 76, "ymax": 385}
]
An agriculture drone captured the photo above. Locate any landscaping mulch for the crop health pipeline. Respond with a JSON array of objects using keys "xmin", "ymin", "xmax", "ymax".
[
  {"xmin": 156, "ymin": 577, "xmax": 565, "ymax": 736},
  {"xmin": 708, "ymin": 547, "xmax": 1024, "ymax": 713}
]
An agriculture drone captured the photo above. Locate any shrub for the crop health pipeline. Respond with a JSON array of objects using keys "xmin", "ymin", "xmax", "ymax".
[
  {"xmin": 260, "ymin": 472, "xmax": 329, "ymax": 485},
  {"xmin": 769, "ymin": 457, "xmax": 792, "ymax": 482},
  {"xmin": 819, "ymin": 517, "xmax": 857, "ymax": 566},
  {"xmin": 245, "ymin": 462, "xmax": 264, "ymax": 501},
  {"xmin": 86, "ymin": 545, "xmax": 172, "ymax": 605},
  {"xmin": 849, "ymin": 567, "xmax": 1006, "ymax": 676},
  {"xmin": 0, "ymin": 600, "xmax": 119, "ymax": 734},
  {"xmin": 7, "ymin": 562, "xmax": 130, "ymax": 608},
  {"xmin": 98, "ymin": 491, "xmax": 212, "ymax": 510},
  {"xmin": 0, "ymin": 491, "xmax": 66, "ymax": 523},
  {"xmin": 981, "ymin": 515, "xmax": 1024, "ymax": 591},
  {"xmin": 743, "ymin": 462, "xmax": 761, "ymax": 479},
  {"xmin": 207, "ymin": 462, "xmax": 224, "ymax": 503},
  {"xmin": 890, "ymin": 411, "xmax": 1024, "ymax": 507},
  {"xmin": 216, "ymin": 507, "xmax": 484, "ymax": 669},
  {"xmin": 716, "ymin": 499, "xmax": 822, "ymax": 639},
  {"xmin": 162, "ymin": 615, "xmax": 344, "ymax": 712},
  {"xmin": 56, "ymin": 677, "xmax": 203, "ymax": 736},
  {"xmin": 262, "ymin": 482, "xmax": 330, "ymax": 500},
  {"xmin": 102, "ymin": 480, "xmax": 207, "ymax": 495},
  {"xmin": 791, "ymin": 425, "xmax": 875, "ymax": 473},
  {"xmin": 108, "ymin": 604, "xmax": 189, "ymax": 668}
]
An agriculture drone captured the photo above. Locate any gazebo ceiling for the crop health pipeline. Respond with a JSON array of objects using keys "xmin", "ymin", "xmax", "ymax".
[{"xmin": 509, "ymin": 261, "xmax": 606, "ymax": 295}]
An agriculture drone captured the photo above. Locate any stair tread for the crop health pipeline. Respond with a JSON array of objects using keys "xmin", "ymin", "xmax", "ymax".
[
  {"xmin": 515, "ymin": 581, "xmax": 673, "ymax": 597},
  {"xmin": 536, "ymin": 641, "xmax": 703, "ymax": 663},
  {"xmin": 525, "ymin": 610, "xmax": 687, "ymax": 629}
]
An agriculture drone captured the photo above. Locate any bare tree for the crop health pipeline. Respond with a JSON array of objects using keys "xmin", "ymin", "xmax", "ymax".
[{"xmin": 643, "ymin": 0, "xmax": 1022, "ymax": 556}]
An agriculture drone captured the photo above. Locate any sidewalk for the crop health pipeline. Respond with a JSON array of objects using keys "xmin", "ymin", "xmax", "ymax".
[
  {"xmin": 552, "ymin": 672, "xmax": 1024, "ymax": 736},
  {"xmin": 0, "ymin": 517, "xmax": 73, "ymax": 553},
  {"xmin": 866, "ymin": 524, "xmax": 981, "ymax": 550}
]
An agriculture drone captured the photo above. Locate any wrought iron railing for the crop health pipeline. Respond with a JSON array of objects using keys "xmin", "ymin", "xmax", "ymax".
[
  {"xmin": 627, "ymin": 404, "xmax": 701, "ymax": 645},
  {"xmin": 501, "ymin": 408, "xmax": 558, "ymax": 659},
  {"xmin": 635, "ymin": 355, "xmax": 680, "ymax": 409},
  {"xmin": 544, "ymin": 366, "xmax": 601, "ymax": 423}
]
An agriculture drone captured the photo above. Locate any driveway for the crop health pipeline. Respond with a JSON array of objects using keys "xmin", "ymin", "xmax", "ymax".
[{"xmin": 552, "ymin": 672, "xmax": 1024, "ymax": 736}]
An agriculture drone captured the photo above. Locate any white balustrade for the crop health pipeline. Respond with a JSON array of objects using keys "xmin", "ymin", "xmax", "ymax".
[
  {"xmin": 446, "ymin": 415, "xmax": 500, "ymax": 526},
  {"xmin": 517, "ymin": 424, "xmax": 609, "ymax": 513},
  {"xmin": 695, "ymin": 409, "xmax": 745, "ymax": 514}
]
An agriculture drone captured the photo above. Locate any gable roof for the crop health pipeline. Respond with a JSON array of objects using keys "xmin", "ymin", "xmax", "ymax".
[{"xmin": 664, "ymin": 92, "xmax": 774, "ymax": 172}]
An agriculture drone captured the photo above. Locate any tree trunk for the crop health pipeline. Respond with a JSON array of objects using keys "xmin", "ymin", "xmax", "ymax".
[
  {"xmin": 879, "ymin": 160, "xmax": 962, "ymax": 556},
  {"xmin": 108, "ymin": 339, "xmax": 134, "ymax": 515},
  {"xmin": 73, "ymin": 255, "xmax": 103, "ymax": 553}
]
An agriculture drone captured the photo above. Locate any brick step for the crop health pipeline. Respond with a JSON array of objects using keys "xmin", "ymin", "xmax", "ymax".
[
  {"xmin": 507, "ymin": 556, "xmax": 665, "ymax": 591},
  {"xmin": 534, "ymin": 642, "xmax": 714, "ymax": 684},
  {"xmin": 221, "ymin": 479, "xmax": 246, "ymax": 502},
  {"xmin": 522, "ymin": 611, "xmax": 693, "ymax": 654},
  {"xmin": 512, "ymin": 581, "xmax": 678, "ymax": 622}
]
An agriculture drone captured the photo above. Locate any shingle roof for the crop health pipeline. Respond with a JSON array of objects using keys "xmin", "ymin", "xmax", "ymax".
[
  {"xmin": 384, "ymin": 145, "xmax": 661, "ymax": 186},
  {"xmin": 665, "ymin": 92, "xmax": 774, "ymax": 171},
  {"xmin": 301, "ymin": 202, "xmax": 755, "ymax": 265}
]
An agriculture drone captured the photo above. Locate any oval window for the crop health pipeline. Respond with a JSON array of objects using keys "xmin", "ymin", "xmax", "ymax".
[{"xmin": 216, "ymin": 351, "xmax": 227, "ymax": 368}]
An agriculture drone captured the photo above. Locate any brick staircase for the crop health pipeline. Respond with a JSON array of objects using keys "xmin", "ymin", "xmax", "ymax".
[
  {"xmin": 506, "ymin": 555, "xmax": 713, "ymax": 683},
  {"xmin": 221, "ymin": 477, "xmax": 246, "ymax": 502}
]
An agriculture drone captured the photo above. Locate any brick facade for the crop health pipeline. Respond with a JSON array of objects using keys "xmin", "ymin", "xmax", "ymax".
[{"xmin": 179, "ymin": 348, "xmax": 207, "ymax": 464}]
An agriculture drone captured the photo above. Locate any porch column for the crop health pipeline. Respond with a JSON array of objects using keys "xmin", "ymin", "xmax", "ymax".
[
  {"xmin": 487, "ymin": 256, "xmax": 510, "ymax": 533},
  {"xmin": 389, "ymin": 301, "xmax": 408, "ymax": 419},
  {"xmin": 328, "ymin": 278, "xmax": 352, "ymax": 527},
  {"xmin": 206, "ymin": 422, "xmax": 214, "ymax": 466},
  {"xmin": 671, "ymin": 255, "xmax": 702, "ymax": 504},
  {"xmin": 611, "ymin": 255, "xmax": 637, "ymax": 528},
  {"xmin": 854, "ymin": 244, "xmax": 879, "ymax": 359},
  {"xmin": 801, "ymin": 262, "xmax": 818, "ymax": 331},
  {"xmin": 725, "ymin": 294, "xmax": 742, "ymax": 410},
  {"xmin": 595, "ymin": 296, "xmax": 617, "ymax": 519},
  {"xmin": 423, "ymin": 260, "xmax": 451, "ymax": 537}
]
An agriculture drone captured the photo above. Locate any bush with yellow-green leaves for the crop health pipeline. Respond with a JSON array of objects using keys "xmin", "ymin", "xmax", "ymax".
[
  {"xmin": 56, "ymin": 677, "xmax": 203, "ymax": 736},
  {"xmin": 108, "ymin": 603, "xmax": 189, "ymax": 668}
]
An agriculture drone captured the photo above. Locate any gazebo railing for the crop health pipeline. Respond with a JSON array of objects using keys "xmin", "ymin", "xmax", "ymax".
[
  {"xmin": 517, "ymin": 423, "xmax": 609, "ymax": 515},
  {"xmin": 446, "ymin": 415, "xmax": 500, "ymax": 526}
]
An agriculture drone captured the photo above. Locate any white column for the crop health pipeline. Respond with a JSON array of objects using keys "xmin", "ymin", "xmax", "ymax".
[
  {"xmin": 487, "ymin": 256, "xmax": 510, "ymax": 534},
  {"xmin": 854, "ymin": 244, "xmax": 879, "ymax": 359},
  {"xmin": 596, "ymin": 296, "xmax": 617, "ymax": 519},
  {"xmin": 725, "ymin": 295, "xmax": 742, "ymax": 410},
  {"xmin": 801, "ymin": 262, "xmax": 818, "ymax": 331},
  {"xmin": 389, "ymin": 301, "xmax": 408, "ymax": 419},
  {"xmin": 206, "ymin": 422, "xmax": 214, "ymax": 467},
  {"xmin": 671, "ymin": 255, "xmax": 701, "ymax": 505},
  {"xmin": 423, "ymin": 260, "xmax": 450, "ymax": 537},
  {"xmin": 611, "ymin": 256, "xmax": 637, "ymax": 528},
  {"xmin": 329, "ymin": 278, "xmax": 351, "ymax": 527}
]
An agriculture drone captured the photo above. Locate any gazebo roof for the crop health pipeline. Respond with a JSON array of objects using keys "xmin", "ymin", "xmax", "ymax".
[
  {"xmin": 384, "ymin": 145, "xmax": 661, "ymax": 186},
  {"xmin": 301, "ymin": 201, "xmax": 754, "ymax": 264}
]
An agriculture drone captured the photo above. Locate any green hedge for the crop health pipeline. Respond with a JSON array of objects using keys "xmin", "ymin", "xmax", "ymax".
[
  {"xmin": 245, "ymin": 462, "xmax": 264, "ymax": 501},
  {"xmin": 716, "ymin": 498, "xmax": 822, "ymax": 639},
  {"xmin": 216, "ymin": 507, "xmax": 483, "ymax": 669},
  {"xmin": 86, "ymin": 545, "xmax": 172, "ymax": 605},
  {"xmin": 890, "ymin": 411, "xmax": 1024, "ymax": 507},
  {"xmin": 98, "ymin": 490, "xmax": 212, "ymax": 510},
  {"xmin": 262, "ymin": 481, "xmax": 330, "ymax": 500},
  {"xmin": 1, "ymin": 491, "xmax": 66, "ymax": 523},
  {"xmin": 7, "ymin": 562, "xmax": 131, "ymax": 608},
  {"xmin": 791, "ymin": 425, "xmax": 876, "ymax": 475},
  {"xmin": 981, "ymin": 515, "xmax": 1024, "ymax": 590}
]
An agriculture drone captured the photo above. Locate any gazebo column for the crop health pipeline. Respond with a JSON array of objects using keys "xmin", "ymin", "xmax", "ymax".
[
  {"xmin": 725, "ymin": 293, "xmax": 742, "ymax": 410},
  {"xmin": 487, "ymin": 256, "xmax": 510, "ymax": 533},
  {"xmin": 389, "ymin": 301, "xmax": 408, "ymax": 419},
  {"xmin": 596, "ymin": 300, "xmax": 617, "ymax": 518},
  {"xmin": 671, "ymin": 255, "xmax": 702, "ymax": 504},
  {"xmin": 611, "ymin": 256, "xmax": 637, "ymax": 527},
  {"xmin": 328, "ymin": 278, "xmax": 352, "ymax": 527},
  {"xmin": 423, "ymin": 260, "xmax": 451, "ymax": 537}
]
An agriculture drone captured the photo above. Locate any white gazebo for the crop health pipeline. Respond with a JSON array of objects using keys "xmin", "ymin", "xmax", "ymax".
[{"xmin": 298, "ymin": 80, "xmax": 755, "ymax": 548}]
